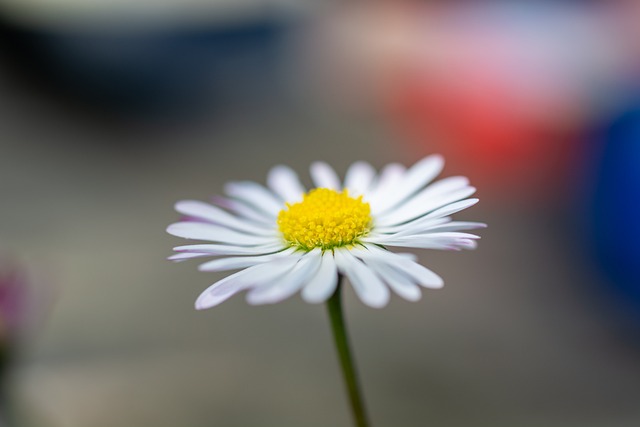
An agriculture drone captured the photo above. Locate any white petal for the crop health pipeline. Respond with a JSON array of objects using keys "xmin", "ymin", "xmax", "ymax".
[
  {"xmin": 375, "ymin": 199, "xmax": 480, "ymax": 235},
  {"xmin": 378, "ymin": 232, "xmax": 481, "ymax": 242},
  {"xmin": 381, "ymin": 239, "xmax": 477, "ymax": 250},
  {"xmin": 370, "ymin": 229, "xmax": 482, "ymax": 251},
  {"xmin": 195, "ymin": 257, "xmax": 301, "ymax": 309},
  {"xmin": 246, "ymin": 250, "xmax": 322, "ymax": 305},
  {"xmin": 267, "ymin": 165, "xmax": 306, "ymax": 203},
  {"xmin": 366, "ymin": 163, "xmax": 406, "ymax": 210},
  {"xmin": 173, "ymin": 242, "xmax": 285, "ymax": 256},
  {"xmin": 371, "ymin": 155, "xmax": 444, "ymax": 214},
  {"xmin": 396, "ymin": 252, "xmax": 419, "ymax": 261},
  {"xmin": 301, "ymin": 252, "xmax": 339, "ymax": 303},
  {"xmin": 167, "ymin": 222, "xmax": 276, "ymax": 245},
  {"xmin": 365, "ymin": 236, "xmax": 473, "ymax": 251},
  {"xmin": 421, "ymin": 175, "xmax": 470, "ymax": 195},
  {"xmin": 368, "ymin": 162, "xmax": 404, "ymax": 194},
  {"xmin": 374, "ymin": 199, "xmax": 487, "ymax": 235},
  {"xmin": 168, "ymin": 252, "xmax": 212, "ymax": 261},
  {"xmin": 198, "ymin": 248, "xmax": 297, "ymax": 271},
  {"xmin": 387, "ymin": 259, "xmax": 443, "ymax": 289},
  {"xmin": 175, "ymin": 200, "xmax": 273, "ymax": 235},
  {"xmin": 334, "ymin": 249, "xmax": 390, "ymax": 308},
  {"xmin": 214, "ymin": 197, "xmax": 275, "ymax": 225},
  {"xmin": 196, "ymin": 273, "xmax": 250, "ymax": 309},
  {"xmin": 224, "ymin": 181, "xmax": 283, "ymax": 216},
  {"xmin": 397, "ymin": 265, "xmax": 441, "ymax": 289},
  {"xmin": 363, "ymin": 259, "xmax": 422, "ymax": 302},
  {"xmin": 424, "ymin": 221, "xmax": 487, "ymax": 233},
  {"xmin": 376, "ymin": 184, "xmax": 476, "ymax": 227},
  {"xmin": 357, "ymin": 246, "xmax": 443, "ymax": 289},
  {"xmin": 423, "ymin": 198, "xmax": 480, "ymax": 220},
  {"xmin": 344, "ymin": 161, "xmax": 376, "ymax": 195},
  {"xmin": 456, "ymin": 239, "xmax": 478, "ymax": 250},
  {"xmin": 373, "ymin": 217, "xmax": 451, "ymax": 235},
  {"xmin": 310, "ymin": 161, "xmax": 341, "ymax": 190}
]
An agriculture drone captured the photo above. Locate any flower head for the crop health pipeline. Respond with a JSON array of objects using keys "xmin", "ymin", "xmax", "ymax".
[
  {"xmin": 278, "ymin": 188, "xmax": 372, "ymax": 250},
  {"xmin": 167, "ymin": 155, "xmax": 485, "ymax": 309}
]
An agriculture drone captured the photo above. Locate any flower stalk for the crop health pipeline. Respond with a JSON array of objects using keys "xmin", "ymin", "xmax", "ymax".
[{"xmin": 326, "ymin": 275, "xmax": 370, "ymax": 427}]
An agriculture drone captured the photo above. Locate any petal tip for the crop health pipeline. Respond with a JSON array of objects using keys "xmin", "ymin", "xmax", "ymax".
[
  {"xmin": 300, "ymin": 292, "xmax": 327, "ymax": 305},
  {"xmin": 194, "ymin": 300, "xmax": 210, "ymax": 310},
  {"xmin": 428, "ymin": 280, "xmax": 444, "ymax": 290},
  {"xmin": 366, "ymin": 299, "xmax": 389, "ymax": 309},
  {"xmin": 166, "ymin": 223, "xmax": 179, "ymax": 234},
  {"xmin": 173, "ymin": 200, "xmax": 186, "ymax": 212},
  {"xmin": 429, "ymin": 153, "xmax": 445, "ymax": 163},
  {"xmin": 410, "ymin": 292, "xmax": 423, "ymax": 301},
  {"xmin": 362, "ymin": 291, "xmax": 391, "ymax": 309}
]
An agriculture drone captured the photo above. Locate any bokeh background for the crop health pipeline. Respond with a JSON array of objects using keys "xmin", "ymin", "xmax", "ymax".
[{"xmin": 1, "ymin": 1, "xmax": 640, "ymax": 426}]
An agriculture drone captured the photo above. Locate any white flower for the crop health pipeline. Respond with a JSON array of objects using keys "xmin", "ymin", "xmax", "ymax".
[{"xmin": 167, "ymin": 155, "xmax": 485, "ymax": 309}]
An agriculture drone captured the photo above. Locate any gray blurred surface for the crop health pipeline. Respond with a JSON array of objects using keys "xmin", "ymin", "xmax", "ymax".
[{"xmin": 1, "ymin": 53, "xmax": 640, "ymax": 427}]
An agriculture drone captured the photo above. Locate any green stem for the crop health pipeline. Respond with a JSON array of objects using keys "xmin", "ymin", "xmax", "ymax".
[{"xmin": 326, "ymin": 276, "xmax": 371, "ymax": 427}]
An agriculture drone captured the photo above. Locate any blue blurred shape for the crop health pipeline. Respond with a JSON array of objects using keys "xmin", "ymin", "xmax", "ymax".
[{"xmin": 592, "ymin": 107, "xmax": 640, "ymax": 312}]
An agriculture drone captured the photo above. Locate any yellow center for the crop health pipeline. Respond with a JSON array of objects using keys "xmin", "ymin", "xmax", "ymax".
[{"xmin": 277, "ymin": 188, "xmax": 372, "ymax": 250}]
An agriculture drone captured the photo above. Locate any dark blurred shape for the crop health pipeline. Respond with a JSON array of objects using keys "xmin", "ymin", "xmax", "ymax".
[
  {"xmin": 589, "ymin": 105, "xmax": 640, "ymax": 329},
  {"xmin": 0, "ymin": 263, "xmax": 30, "ymax": 427},
  {"xmin": 0, "ymin": 16, "xmax": 287, "ymax": 120}
]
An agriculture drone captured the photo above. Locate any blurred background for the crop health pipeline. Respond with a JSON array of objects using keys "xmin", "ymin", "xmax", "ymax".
[{"xmin": 1, "ymin": 0, "xmax": 640, "ymax": 426}]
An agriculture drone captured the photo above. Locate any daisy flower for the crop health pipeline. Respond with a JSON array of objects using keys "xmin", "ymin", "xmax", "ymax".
[{"xmin": 167, "ymin": 155, "xmax": 484, "ymax": 309}]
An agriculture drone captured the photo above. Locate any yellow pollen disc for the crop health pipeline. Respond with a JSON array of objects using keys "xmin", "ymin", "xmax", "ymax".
[{"xmin": 277, "ymin": 188, "xmax": 372, "ymax": 250}]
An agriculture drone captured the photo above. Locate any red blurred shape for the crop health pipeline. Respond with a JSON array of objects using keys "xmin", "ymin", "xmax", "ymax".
[{"xmin": 387, "ymin": 67, "xmax": 582, "ymax": 203}]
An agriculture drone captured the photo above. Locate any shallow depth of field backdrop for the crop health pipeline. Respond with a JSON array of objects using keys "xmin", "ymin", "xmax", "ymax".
[{"xmin": 1, "ymin": 1, "xmax": 640, "ymax": 427}]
